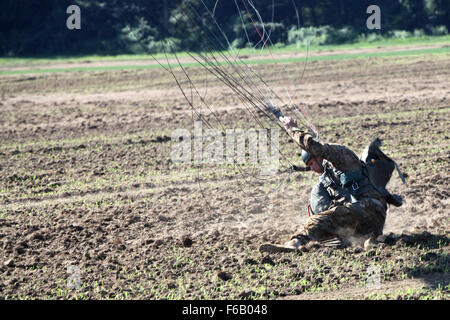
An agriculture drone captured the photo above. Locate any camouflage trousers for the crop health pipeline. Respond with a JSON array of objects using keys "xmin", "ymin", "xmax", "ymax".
[{"xmin": 293, "ymin": 197, "xmax": 388, "ymax": 243}]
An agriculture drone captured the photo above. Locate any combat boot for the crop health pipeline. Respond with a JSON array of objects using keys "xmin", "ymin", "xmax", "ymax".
[{"xmin": 259, "ymin": 235, "xmax": 309, "ymax": 253}]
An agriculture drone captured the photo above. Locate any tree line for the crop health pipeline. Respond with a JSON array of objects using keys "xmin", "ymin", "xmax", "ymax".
[{"xmin": 1, "ymin": 0, "xmax": 449, "ymax": 56}]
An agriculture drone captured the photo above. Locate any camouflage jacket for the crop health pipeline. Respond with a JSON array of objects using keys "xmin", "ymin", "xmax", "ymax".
[{"xmin": 287, "ymin": 127, "xmax": 385, "ymax": 203}]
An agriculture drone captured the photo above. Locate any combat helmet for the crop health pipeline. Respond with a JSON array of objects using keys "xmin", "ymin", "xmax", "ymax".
[{"xmin": 301, "ymin": 150, "xmax": 312, "ymax": 165}]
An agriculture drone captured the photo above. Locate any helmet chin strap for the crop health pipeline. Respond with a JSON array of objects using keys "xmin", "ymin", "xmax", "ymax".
[{"xmin": 311, "ymin": 157, "xmax": 324, "ymax": 173}]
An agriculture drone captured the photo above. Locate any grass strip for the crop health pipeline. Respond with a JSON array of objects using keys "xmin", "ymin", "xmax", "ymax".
[{"xmin": 1, "ymin": 46, "xmax": 449, "ymax": 76}]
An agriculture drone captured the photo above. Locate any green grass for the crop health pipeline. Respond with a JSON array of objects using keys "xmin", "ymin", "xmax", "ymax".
[
  {"xmin": 1, "ymin": 47, "xmax": 449, "ymax": 76},
  {"xmin": 1, "ymin": 34, "xmax": 449, "ymax": 66},
  {"xmin": 366, "ymin": 286, "xmax": 449, "ymax": 300},
  {"xmin": 1, "ymin": 35, "xmax": 449, "ymax": 75},
  {"xmin": 280, "ymin": 34, "xmax": 450, "ymax": 52}
]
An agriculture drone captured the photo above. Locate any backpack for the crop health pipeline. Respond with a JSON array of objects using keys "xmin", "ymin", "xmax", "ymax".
[
  {"xmin": 359, "ymin": 138, "xmax": 405, "ymax": 207},
  {"xmin": 309, "ymin": 138, "xmax": 405, "ymax": 215}
]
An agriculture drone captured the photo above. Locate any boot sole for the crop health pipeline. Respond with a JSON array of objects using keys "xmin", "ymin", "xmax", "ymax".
[{"xmin": 259, "ymin": 243, "xmax": 298, "ymax": 253}]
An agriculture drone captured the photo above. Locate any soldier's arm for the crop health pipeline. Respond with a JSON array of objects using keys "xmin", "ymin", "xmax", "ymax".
[{"xmin": 285, "ymin": 123, "xmax": 360, "ymax": 172}]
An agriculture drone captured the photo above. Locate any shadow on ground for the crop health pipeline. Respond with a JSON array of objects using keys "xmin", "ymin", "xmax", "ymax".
[{"xmin": 382, "ymin": 231, "xmax": 450, "ymax": 290}]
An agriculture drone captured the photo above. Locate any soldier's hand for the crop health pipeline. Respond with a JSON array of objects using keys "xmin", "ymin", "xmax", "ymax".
[{"xmin": 280, "ymin": 116, "xmax": 298, "ymax": 130}]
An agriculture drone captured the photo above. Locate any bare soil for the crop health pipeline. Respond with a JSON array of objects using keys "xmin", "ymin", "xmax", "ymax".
[{"xmin": 0, "ymin": 45, "xmax": 449, "ymax": 300}]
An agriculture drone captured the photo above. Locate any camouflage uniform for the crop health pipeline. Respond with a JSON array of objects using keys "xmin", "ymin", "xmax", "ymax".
[{"xmin": 287, "ymin": 127, "xmax": 388, "ymax": 243}]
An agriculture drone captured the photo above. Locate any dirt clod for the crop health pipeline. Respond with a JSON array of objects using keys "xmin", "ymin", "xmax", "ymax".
[
  {"xmin": 3, "ymin": 259, "xmax": 14, "ymax": 267},
  {"xmin": 181, "ymin": 235, "xmax": 193, "ymax": 247},
  {"xmin": 365, "ymin": 249, "xmax": 376, "ymax": 257},
  {"xmin": 158, "ymin": 215, "xmax": 170, "ymax": 222},
  {"xmin": 167, "ymin": 282, "xmax": 177, "ymax": 289},
  {"xmin": 238, "ymin": 291, "xmax": 256, "ymax": 299},
  {"xmin": 153, "ymin": 239, "xmax": 164, "ymax": 248},
  {"xmin": 260, "ymin": 255, "xmax": 275, "ymax": 266},
  {"xmin": 70, "ymin": 223, "xmax": 83, "ymax": 231},
  {"xmin": 364, "ymin": 237, "xmax": 377, "ymax": 251},
  {"xmin": 298, "ymin": 245, "xmax": 309, "ymax": 253},
  {"xmin": 217, "ymin": 271, "xmax": 232, "ymax": 281},
  {"xmin": 243, "ymin": 258, "xmax": 258, "ymax": 265},
  {"xmin": 306, "ymin": 241, "xmax": 321, "ymax": 251},
  {"xmin": 421, "ymin": 252, "xmax": 438, "ymax": 261}
]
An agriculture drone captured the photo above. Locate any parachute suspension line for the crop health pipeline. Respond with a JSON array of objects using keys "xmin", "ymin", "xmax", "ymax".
[
  {"xmin": 166, "ymin": 3, "xmax": 296, "ymax": 198},
  {"xmin": 291, "ymin": 0, "xmax": 301, "ymax": 28},
  {"xmin": 157, "ymin": 42, "xmax": 211, "ymax": 129},
  {"xmin": 171, "ymin": 2, "xmax": 267, "ymax": 133},
  {"xmin": 180, "ymin": 49, "xmax": 280, "ymax": 152},
  {"xmin": 169, "ymin": 4, "xmax": 308, "ymax": 208},
  {"xmin": 174, "ymin": 53, "xmax": 226, "ymax": 133},
  {"xmin": 247, "ymin": 0, "xmax": 271, "ymax": 54},
  {"xmin": 194, "ymin": 0, "xmax": 280, "ymax": 112},
  {"xmin": 176, "ymin": 49, "xmax": 274, "ymax": 159},
  {"xmin": 145, "ymin": 6, "xmax": 292, "ymax": 209},
  {"xmin": 158, "ymin": 2, "xmax": 285, "ymax": 142},
  {"xmin": 240, "ymin": 0, "xmax": 319, "ymax": 137},
  {"xmin": 136, "ymin": 33, "xmax": 210, "ymax": 126},
  {"xmin": 179, "ymin": 2, "xmax": 285, "ymax": 135},
  {"xmin": 179, "ymin": 13, "xmax": 300, "ymax": 193},
  {"xmin": 170, "ymin": 0, "xmax": 299, "ymax": 170},
  {"xmin": 196, "ymin": 0, "xmax": 286, "ymax": 120},
  {"xmin": 290, "ymin": 0, "xmax": 312, "ymax": 123},
  {"xmin": 240, "ymin": 3, "xmax": 301, "ymax": 122},
  {"xmin": 158, "ymin": 40, "xmax": 231, "ymax": 211},
  {"xmin": 233, "ymin": 0, "xmax": 251, "ymax": 49},
  {"xmin": 186, "ymin": 50, "xmax": 284, "ymax": 147},
  {"xmin": 194, "ymin": 13, "xmax": 265, "ymax": 115},
  {"xmin": 243, "ymin": 0, "xmax": 310, "ymax": 126},
  {"xmin": 159, "ymin": 41, "xmax": 256, "ymax": 206},
  {"xmin": 291, "ymin": 0, "xmax": 310, "ymax": 97},
  {"xmin": 212, "ymin": 0, "xmax": 220, "ymax": 17},
  {"xmin": 178, "ymin": 1, "xmax": 301, "ymax": 170},
  {"xmin": 185, "ymin": 50, "xmax": 297, "ymax": 189}
]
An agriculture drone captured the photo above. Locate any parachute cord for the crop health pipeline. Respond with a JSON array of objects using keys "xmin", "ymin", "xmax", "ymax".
[
  {"xmin": 164, "ymin": 2, "xmax": 297, "ymax": 203},
  {"xmin": 240, "ymin": 0, "xmax": 319, "ymax": 137},
  {"xmin": 244, "ymin": 0, "xmax": 315, "ymax": 132},
  {"xmin": 234, "ymin": 0, "xmax": 251, "ymax": 47}
]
